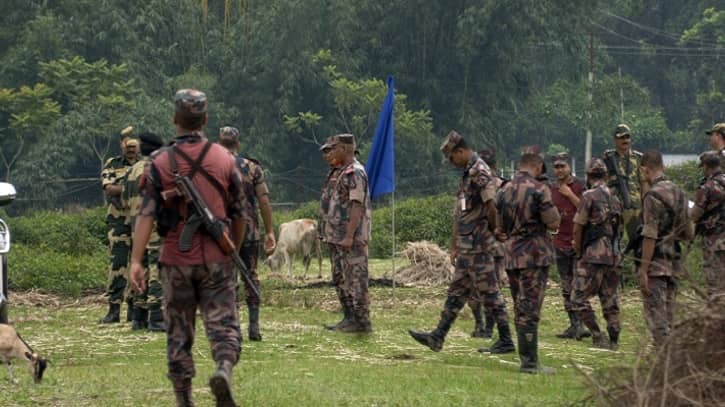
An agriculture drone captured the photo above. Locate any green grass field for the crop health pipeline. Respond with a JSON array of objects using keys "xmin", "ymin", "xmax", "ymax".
[{"xmin": 1, "ymin": 259, "xmax": 650, "ymax": 406}]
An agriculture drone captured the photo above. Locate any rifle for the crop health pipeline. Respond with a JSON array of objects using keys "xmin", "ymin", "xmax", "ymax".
[
  {"xmin": 604, "ymin": 154, "xmax": 633, "ymax": 210},
  {"xmin": 162, "ymin": 171, "xmax": 260, "ymax": 299}
]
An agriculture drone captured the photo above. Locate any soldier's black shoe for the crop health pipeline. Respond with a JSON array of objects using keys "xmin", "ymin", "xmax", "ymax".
[
  {"xmin": 471, "ymin": 323, "xmax": 490, "ymax": 338},
  {"xmin": 478, "ymin": 339, "xmax": 515, "ymax": 354},
  {"xmin": 248, "ymin": 306, "xmax": 262, "ymax": 341},
  {"xmin": 147, "ymin": 305, "xmax": 166, "ymax": 332},
  {"xmin": 99, "ymin": 303, "xmax": 121, "ymax": 324},
  {"xmin": 325, "ymin": 304, "xmax": 353, "ymax": 330},
  {"xmin": 607, "ymin": 327, "xmax": 620, "ymax": 351},
  {"xmin": 338, "ymin": 319, "xmax": 373, "ymax": 333},
  {"xmin": 575, "ymin": 325, "xmax": 592, "ymax": 339},
  {"xmin": 591, "ymin": 332, "xmax": 610, "ymax": 349},
  {"xmin": 517, "ymin": 325, "xmax": 555, "ymax": 375},
  {"xmin": 408, "ymin": 330, "xmax": 443, "ymax": 352},
  {"xmin": 126, "ymin": 299, "xmax": 134, "ymax": 322},
  {"xmin": 132, "ymin": 308, "xmax": 148, "ymax": 331},
  {"xmin": 174, "ymin": 390, "xmax": 195, "ymax": 407},
  {"xmin": 209, "ymin": 366, "xmax": 238, "ymax": 407}
]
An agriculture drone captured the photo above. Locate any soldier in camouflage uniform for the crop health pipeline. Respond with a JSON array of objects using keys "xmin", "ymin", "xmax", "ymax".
[
  {"xmin": 706, "ymin": 123, "xmax": 725, "ymax": 168},
  {"xmin": 130, "ymin": 89, "xmax": 246, "ymax": 407},
  {"xmin": 689, "ymin": 151, "xmax": 725, "ymax": 296},
  {"xmin": 218, "ymin": 126, "xmax": 277, "ymax": 342},
  {"xmin": 319, "ymin": 134, "xmax": 373, "ymax": 333},
  {"xmin": 468, "ymin": 148, "xmax": 507, "ymax": 339},
  {"xmin": 637, "ymin": 151, "xmax": 693, "ymax": 347},
  {"xmin": 99, "ymin": 127, "xmax": 138, "ymax": 324},
  {"xmin": 122, "ymin": 132, "xmax": 166, "ymax": 332},
  {"xmin": 602, "ymin": 124, "xmax": 643, "ymax": 261},
  {"xmin": 571, "ymin": 158, "xmax": 623, "ymax": 350},
  {"xmin": 409, "ymin": 132, "xmax": 514, "ymax": 354},
  {"xmin": 549, "ymin": 152, "xmax": 590, "ymax": 340},
  {"xmin": 496, "ymin": 153, "xmax": 560, "ymax": 374}
]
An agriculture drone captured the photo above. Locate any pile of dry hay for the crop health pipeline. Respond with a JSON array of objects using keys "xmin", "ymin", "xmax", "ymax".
[
  {"xmin": 586, "ymin": 291, "xmax": 725, "ymax": 406},
  {"xmin": 393, "ymin": 241, "xmax": 453, "ymax": 287}
]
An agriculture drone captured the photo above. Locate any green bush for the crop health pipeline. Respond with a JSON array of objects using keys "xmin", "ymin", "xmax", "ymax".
[
  {"xmin": 8, "ymin": 207, "xmax": 107, "ymax": 255},
  {"xmin": 667, "ymin": 159, "xmax": 701, "ymax": 195},
  {"xmin": 8, "ymin": 243, "xmax": 106, "ymax": 296}
]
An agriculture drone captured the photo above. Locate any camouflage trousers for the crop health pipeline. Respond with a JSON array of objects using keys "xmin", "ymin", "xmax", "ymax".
[
  {"xmin": 555, "ymin": 248, "xmax": 577, "ymax": 313},
  {"xmin": 130, "ymin": 243, "xmax": 163, "ymax": 310},
  {"xmin": 105, "ymin": 221, "xmax": 131, "ymax": 305},
  {"xmin": 160, "ymin": 262, "xmax": 241, "ymax": 381},
  {"xmin": 238, "ymin": 241, "xmax": 261, "ymax": 307},
  {"xmin": 457, "ymin": 252, "xmax": 509, "ymax": 325},
  {"xmin": 571, "ymin": 262, "xmax": 620, "ymax": 333},
  {"xmin": 506, "ymin": 267, "xmax": 548, "ymax": 328},
  {"xmin": 703, "ymin": 248, "xmax": 725, "ymax": 296},
  {"xmin": 642, "ymin": 275, "xmax": 677, "ymax": 346},
  {"xmin": 329, "ymin": 244, "xmax": 370, "ymax": 323}
]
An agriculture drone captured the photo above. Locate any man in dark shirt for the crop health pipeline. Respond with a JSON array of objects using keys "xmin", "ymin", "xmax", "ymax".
[{"xmin": 549, "ymin": 152, "xmax": 589, "ymax": 340}]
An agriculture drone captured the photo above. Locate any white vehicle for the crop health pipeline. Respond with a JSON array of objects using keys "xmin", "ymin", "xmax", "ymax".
[{"xmin": 0, "ymin": 182, "xmax": 17, "ymax": 324}]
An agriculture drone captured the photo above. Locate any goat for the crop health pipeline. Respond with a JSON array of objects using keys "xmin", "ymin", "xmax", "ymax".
[
  {"xmin": 264, "ymin": 219, "xmax": 322, "ymax": 279},
  {"xmin": 0, "ymin": 324, "xmax": 47, "ymax": 384}
]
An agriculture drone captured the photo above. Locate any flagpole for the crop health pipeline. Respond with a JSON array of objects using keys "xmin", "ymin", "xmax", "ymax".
[{"xmin": 392, "ymin": 191, "xmax": 396, "ymax": 289}]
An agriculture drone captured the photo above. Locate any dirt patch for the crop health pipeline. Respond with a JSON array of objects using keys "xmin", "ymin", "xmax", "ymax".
[{"xmin": 9, "ymin": 290, "xmax": 105, "ymax": 308}]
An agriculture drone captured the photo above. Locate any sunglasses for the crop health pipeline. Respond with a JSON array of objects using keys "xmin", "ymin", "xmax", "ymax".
[{"xmin": 553, "ymin": 164, "xmax": 567, "ymax": 169}]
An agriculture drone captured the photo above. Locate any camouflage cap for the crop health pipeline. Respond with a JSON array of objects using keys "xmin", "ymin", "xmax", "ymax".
[
  {"xmin": 119, "ymin": 126, "xmax": 134, "ymax": 141},
  {"xmin": 218, "ymin": 126, "xmax": 240, "ymax": 143},
  {"xmin": 174, "ymin": 89, "xmax": 207, "ymax": 116},
  {"xmin": 586, "ymin": 157, "xmax": 607, "ymax": 174},
  {"xmin": 320, "ymin": 134, "xmax": 355, "ymax": 151},
  {"xmin": 613, "ymin": 123, "xmax": 631, "ymax": 138},
  {"xmin": 123, "ymin": 138, "xmax": 139, "ymax": 148},
  {"xmin": 478, "ymin": 148, "xmax": 496, "ymax": 167},
  {"xmin": 699, "ymin": 151, "xmax": 721, "ymax": 168},
  {"xmin": 705, "ymin": 123, "xmax": 725, "ymax": 137},
  {"xmin": 551, "ymin": 152, "xmax": 570, "ymax": 166},
  {"xmin": 440, "ymin": 130, "xmax": 465, "ymax": 159}
]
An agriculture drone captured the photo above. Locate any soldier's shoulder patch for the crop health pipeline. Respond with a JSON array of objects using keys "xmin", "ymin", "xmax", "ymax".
[
  {"xmin": 603, "ymin": 149, "xmax": 616, "ymax": 157},
  {"xmin": 632, "ymin": 150, "xmax": 643, "ymax": 157}
]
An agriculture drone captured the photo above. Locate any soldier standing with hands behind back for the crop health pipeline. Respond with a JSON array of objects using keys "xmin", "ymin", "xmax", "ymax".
[{"xmin": 319, "ymin": 134, "xmax": 373, "ymax": 333}]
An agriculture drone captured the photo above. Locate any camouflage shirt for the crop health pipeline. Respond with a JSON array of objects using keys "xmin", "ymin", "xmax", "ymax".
[
  {"xmin": 122, "ymin": 157, "xmax": 161, "ymax": 247},
  {"xmin": 454, "ymin": 153, "xmax": 496, "ymax": 254},
  {"xmin": 691, "ymin": 170, "xmax": 725, "ymax": 251},
  {"xmin": 573, "ymin": 181, "xmax": 622, "ymax": 266},
  {"xmin": 603, "ymin": 149, "xmax": 642, "ymax": 209},
  {"xmin": 101, "ymin": 155, "xmax": 135, "ymax": 222},
  {"xmin": 235, "ymin": 156, "xmax": 269, "ymax": 243},
  {"xmin": 641, "ymin": 175, "xmax": 693, "ymax": 276},
  {"xmin": 319, "ymin": 159, "xmax": 371, "ymax": 246},
  {"xmin": 497, "ymin": 170, "xmax": 560, "ymax": 270}
]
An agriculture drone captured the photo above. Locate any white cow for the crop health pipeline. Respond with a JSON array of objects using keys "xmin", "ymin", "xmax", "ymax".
[{"xmin": 264, "ymin": 218, "xmax": 322, "ymax": 279}]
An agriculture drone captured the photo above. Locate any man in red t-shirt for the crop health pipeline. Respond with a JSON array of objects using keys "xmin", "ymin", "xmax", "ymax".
[
  {"xmin": 130, "ymin": 89, "xmax": 246, "ymax": 407},
  {"xmin": 549, "ymin": 152, "xmax": 589, "ymax": 340}
]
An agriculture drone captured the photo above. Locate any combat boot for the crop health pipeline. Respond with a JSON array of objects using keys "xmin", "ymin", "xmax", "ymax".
[
  {"xmin": 324, "ymin": 303, "xmax": 353, "ymax": 331},
  {"xmin": 248, "ymin": 305, "xmax": 262, "ymax": 341},
  {"xmin": 591, "ymin": 331, "xmax": 610, "ymax": 349},
  {"xmin": 483, "ymin": 312, "xmax": 495, "ymax": 338},
  {"xmin": 478, "ymin": 322, "xmax": 515, "ymax": 354},
  {"xmin": 557, "ymin": 311, "xmax": 591, "ymax": 339},
  {"xmin": 607, "ymin": 326, "xmax": 620, "ymax": 351},
  {"xmin": 338, "ymin": 310, "xmax": 373, "ymax": 333},
  {"xmin": 173, "ymin": 379, "xmax": 194, "ymax": 407},
  {"xmin": 126, "ymin": 298, "xmax": 134, "ymax": 322},
  {"xmin": 99, "ymin": 303, "xmax": 121, "ymax": 324},
  {"xmin": 517, "ymin": 325, "xmax": 555, "ymax": 375},
  {"xmin": 209, "ymin": 360, "xmax": 238, "ymax": 407},
  {"xmin": 131, "ymin": 307, "xmax": 148, "ymax": 331},
  {"xmin": 408, "ymin": 309, "xmax": 455, "ymax": 352},
  {"xmin": 470, "ymin": 303, "xmax": 487, "ymax": 338},
  {"xmin": 147, "ymin": 304, "xmax": 166, "ymax": 332}
]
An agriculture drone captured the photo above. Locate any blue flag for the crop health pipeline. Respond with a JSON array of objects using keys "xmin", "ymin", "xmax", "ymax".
[{"xmin": 366, "ymin": 76, "xmax": 395, "ymax": 200}]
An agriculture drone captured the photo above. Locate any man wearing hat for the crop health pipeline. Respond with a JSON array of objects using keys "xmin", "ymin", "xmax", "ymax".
[
  {"xmin": 602, "ymin": 124, "xmax": 643, "ymax": 256},
  {"xmin": 706, "ymin": 123, "xmax": 725, "ymax": 168},
  {"xmin": 409, "ymin": 132, "xmax": 514, "ymax": 355},
  {"xmin": 549, "ymin": 152, "xmax": 589, "ymax": 340},
  {"xmin": 99, "ymin": 126, "xmax": 139, "ymax": 324},
  {"xmin": 122, "ymin": 132, "xmax": 166, "ymax": 332},
  {"xmin": 496, "ymin": 152, "xmax": 560, "ymax": 374},
  {"xmin": 637, "ymin": 151, "xmax": 693, "ymax": 347},
  {"xmin": 689, "ymin": 151, "xmax": 725, "ymax": 296},
  {"xmin": 319, "ymin": 133, "xmax": 373, "ymax": 333},
  {"xmin": 467, "ymin": 148, "xmax": 508, "ymax": 339},
  {"xmin": 218, "ymin": 125, "xmax": 277, "ymax": 341},
  {"xmin": 571, "ymin": 158, "xmax": 623, "ymax": 350},
  {"xmin": 129, "ymin": 89, "xmax": 246, "ymax": 407}
]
